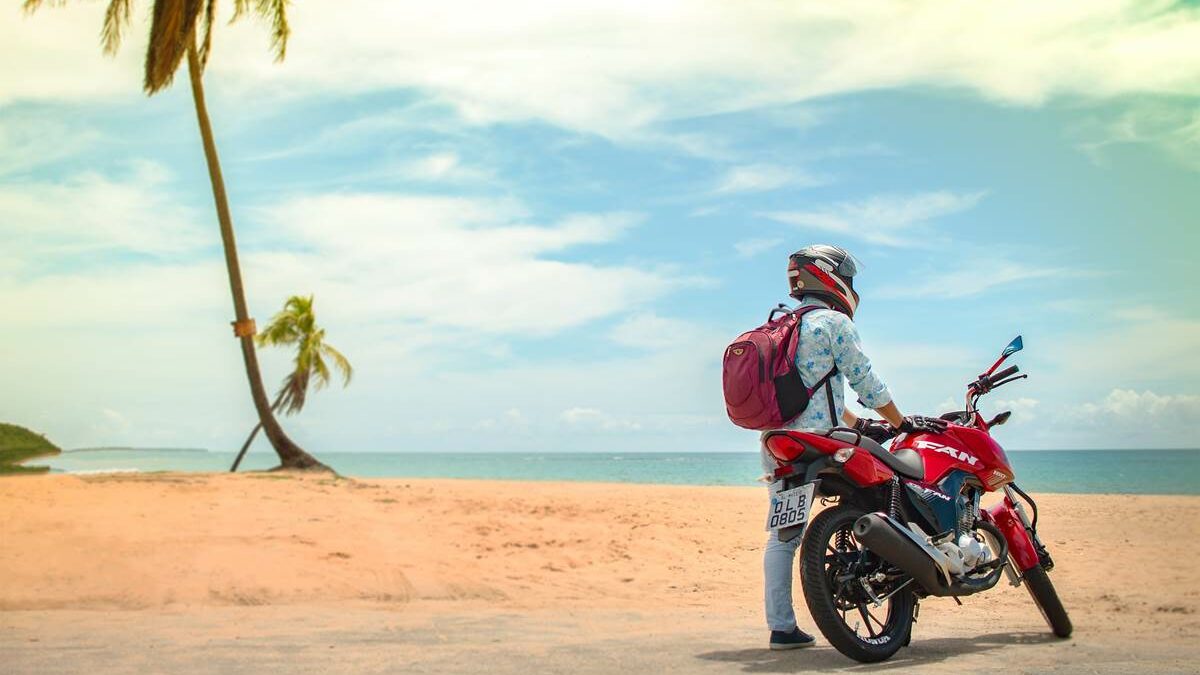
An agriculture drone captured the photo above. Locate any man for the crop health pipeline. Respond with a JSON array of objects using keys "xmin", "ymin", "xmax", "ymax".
[{"xmin": 763, "ymin": 244, "xmax": 946, "ymax": 650}]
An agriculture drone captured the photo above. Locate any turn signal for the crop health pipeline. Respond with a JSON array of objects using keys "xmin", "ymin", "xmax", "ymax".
[{"xmin": 833, "ymin": 448, "xmax": 855, "ymax": 464}]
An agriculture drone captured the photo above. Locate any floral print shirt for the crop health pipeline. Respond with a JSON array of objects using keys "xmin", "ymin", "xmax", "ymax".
[
  {"xmin": 784, "ymin": 296, "xmax": 892, "ymax": 431},
  {"xmin": 761, "ymin": 297, "xmax": 893, "ymax": 475}
]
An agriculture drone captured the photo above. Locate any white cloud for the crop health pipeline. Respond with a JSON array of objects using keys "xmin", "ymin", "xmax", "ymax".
[
  {"xmin": 249, "ymin": 195, "xmax": 671, "ymax": 334},
  {"xmin": 1068, "ymin": 389, "xmax": 1200, "ymax": 447},
  {"xmin": 880, "ymin": 257, "xmax": 1082, "ymax": 299},
  {"xmin": 1080, "ymin": 389, "xmax": 1186, "ymax": 419},
  {"xmin": 474, "ymin": 408, "xmax": 531, "ymax": 434},
  {"xmin": 733, "ymin": 237, "xmax": 784, "ymax": 259},
  {"xmin": 0, "ymin": 261, "xmax": 228, "ymax": 328},
  {"xmin": 609, "ymin": 313, "xmax": 704, "ymax": 350},
  {"xmin": 1048, "ymin": 309, "xmax": 1200, "ymax": 382},
  {"xmin": 560, "ymin": 407, "xmax": 642, "ymax": 432},
  {"xmin": 0, "ymin": 113, "xmax": 102, "ymax": 176},
  {"xmin": 0, "ymin": 162, "xmax": 208, "ymax": 269},
  {"xmin": 763, "ymin": 191, "xmax": 985, "ymax": 246},
  {"xmin": 8, "ymin": 2, "xmax": 1200, "ymax": 140},
  {"xmin": 1079, "ymin": 102, "xmax": 1200, "ymax": 171},
  {"xmin": 992, "ymin": 397, "xmax": 1040, "ymax": 424},
  {"xmin": 714, "ymin": 164, "xmax": 821, "ymax": 195},
  {"xmin": 399, "ymin": 152, "xmax": 492, "ymax": 183}
]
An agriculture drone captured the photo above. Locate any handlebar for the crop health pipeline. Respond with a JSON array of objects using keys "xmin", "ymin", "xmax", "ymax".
[
  {"xmin": 967, "ymin": 364, "xmax": 1024, "ymax": 415},
  {"xmin": 989, "ymin": 364, "xmax": 1019, "ymax": 384}
]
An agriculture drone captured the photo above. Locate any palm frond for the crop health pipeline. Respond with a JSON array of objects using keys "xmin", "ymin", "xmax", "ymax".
[
  {"xmin": 144, "ymin": 0, "xmax": 205, "ymax": 94},
  {"xmin": 321, "ymin": 343, "xmax": 354, "ymax": 386},
  {"xmin": 197, "ymin": 0, "xmax": 216, "ymax": 67},
  {"xmin": 101, "ymin": 0, "xmax": 134, "ymax": 55},
  {"xmin": 232, "ymin": 0, "xmax": 289, "ymax": 62},
  {"xmin": 22, "ymin": 0, "xmax": 131, "ymax": 55},
  {"xmin": 21, "ymin": 1, "xmax": 60, "ymax": 13},
  {"xmin": 310, "ymin": 351, "xmax": 331, "ymax": 391},
  {"xmin": 256, "ymin": 295, "xmax": 309, "ymax": 347},
  {"xmin": 276, "ymin": 371, "xmax": 308, "ymax": 416},
  {"xmin": 259, "ymin": 294, "xmax": 351, "ymax": 415}
]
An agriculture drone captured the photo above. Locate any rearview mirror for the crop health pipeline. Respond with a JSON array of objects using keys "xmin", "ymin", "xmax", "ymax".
[
  {"xmin": 1001, "ymin": 335, "xmax": 1023, "ymax": 358},
  {"xmin": 988, "ymin": 411, "xmax": 1012, "ymax": 427}
]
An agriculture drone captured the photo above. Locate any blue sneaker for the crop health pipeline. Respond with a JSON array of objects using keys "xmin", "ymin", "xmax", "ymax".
[{"xmin": 769, "ymin": 627, "xmax": 816, "ymax": 650}]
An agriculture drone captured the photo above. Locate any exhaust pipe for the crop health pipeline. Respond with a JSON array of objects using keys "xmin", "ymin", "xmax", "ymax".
[
  {"xmin": 854, "ymin": 513, "xmax": 952, "ymax": 595},
  {"xmin": 854, "ymin": 513, "xmax": 1010, "ymax": 597}
]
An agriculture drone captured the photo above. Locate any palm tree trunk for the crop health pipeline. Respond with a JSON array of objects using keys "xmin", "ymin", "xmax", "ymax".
[
  {"xmin": 229, "ymin": 422, "xmax": 262, "ymax": 472},
  {"xmin": 230, "ymin": 390, "xmax": 286, "ymax": 472},
  {"xmin": 186, "ymin": 37, "xmax": 329, "ymax": 472}
]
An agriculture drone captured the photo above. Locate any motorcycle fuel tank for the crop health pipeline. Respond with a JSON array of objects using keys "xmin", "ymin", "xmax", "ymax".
[{"xmin": 892, "ymin": 425, "xmax": 1015, "ymax": 490}]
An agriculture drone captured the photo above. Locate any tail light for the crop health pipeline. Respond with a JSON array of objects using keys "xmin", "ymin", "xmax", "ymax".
[{"xmin": 764, "ymin": 434, "xmax": 807, "ymax": 462}]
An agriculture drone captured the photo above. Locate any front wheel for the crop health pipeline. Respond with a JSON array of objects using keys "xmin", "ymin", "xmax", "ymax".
[
  {"xmin": 1022, "ymin": 564, "xmax": 1072, "ymax": 638},
  {"xmin": 800, "ymin": 505, "xmax": 915, "ymax": 663}
]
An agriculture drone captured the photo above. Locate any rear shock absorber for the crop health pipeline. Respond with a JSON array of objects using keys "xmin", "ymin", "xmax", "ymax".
[{"xmin": 889, "ymin": 476, "xmax": 902, "ymax": 519}]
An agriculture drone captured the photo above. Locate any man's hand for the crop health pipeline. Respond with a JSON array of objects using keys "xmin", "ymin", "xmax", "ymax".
[
  {"xmin": 895, "ymin": 415, "xmax": 949, "ymax": 435},
  {"xmin": 853, "ymin": 417, "xmax": 895, "ymax": 443}
]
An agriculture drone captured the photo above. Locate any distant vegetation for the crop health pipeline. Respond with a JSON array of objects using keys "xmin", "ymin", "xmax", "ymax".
[{"xmin": 0, "ymin": 423, "xmax": 61, "ymax": 474}]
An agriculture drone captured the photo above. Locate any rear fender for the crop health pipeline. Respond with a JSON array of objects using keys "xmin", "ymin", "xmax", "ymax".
[{"xmin": 983, "ymin": 498, "xmax": 1038, "ymax": 571}]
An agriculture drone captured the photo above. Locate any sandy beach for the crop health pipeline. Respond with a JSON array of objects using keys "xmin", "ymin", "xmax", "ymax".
[{"xmin": 2, "ymin": 472, "xmax": 1198, "ymax": 673}]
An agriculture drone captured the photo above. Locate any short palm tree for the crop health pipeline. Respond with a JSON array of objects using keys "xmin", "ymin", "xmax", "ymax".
[
  {"xmin": 25, "ymin": 0, "xmax": 329, "ymax": 471},
  {"xmin": 231, "ymin": 295, "xmax": 352, "ymax": 472}
]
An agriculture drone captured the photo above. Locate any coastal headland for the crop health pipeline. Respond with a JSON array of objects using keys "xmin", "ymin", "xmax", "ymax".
[{"xmin": 2, "ymin": 473, "xmax": 1197, "ymax": 673}]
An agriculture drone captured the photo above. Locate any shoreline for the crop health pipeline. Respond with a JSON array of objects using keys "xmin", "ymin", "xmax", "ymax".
[{"xmin": 15, "ymin": 467, "xmax": 1200, "ymax": 498}]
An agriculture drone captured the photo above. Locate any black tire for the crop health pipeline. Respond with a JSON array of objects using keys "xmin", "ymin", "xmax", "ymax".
[
  {"xmin": 1022, "ymin": 564, "xmax": 1072, "ymax": 638},
  {"xmin": 800, "ymin": 505, "xmax": 915, "ymax": 663}
]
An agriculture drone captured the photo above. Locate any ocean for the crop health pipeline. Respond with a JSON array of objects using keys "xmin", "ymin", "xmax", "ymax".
[{"xmin": 33, "ymin": 448, "xmax": 1200, "ymax": 496}]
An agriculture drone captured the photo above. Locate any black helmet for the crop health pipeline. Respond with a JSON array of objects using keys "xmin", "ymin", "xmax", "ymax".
[{"xmin": 787, "ymin": 244, "xmax": 861, "ymax": 317}]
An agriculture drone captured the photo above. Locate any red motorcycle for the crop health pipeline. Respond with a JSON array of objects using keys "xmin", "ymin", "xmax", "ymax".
[{"xmin": 762, "ymin": 336, "xmax": 1071, "ymax": 662}]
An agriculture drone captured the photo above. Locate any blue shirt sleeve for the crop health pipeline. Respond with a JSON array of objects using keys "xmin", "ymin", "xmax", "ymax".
[{"xmin": 827, "ymin": 313, "xmax": 893, "ymax": 410}]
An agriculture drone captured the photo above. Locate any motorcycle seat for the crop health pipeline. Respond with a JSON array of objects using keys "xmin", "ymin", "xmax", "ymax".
[{"xmin": 827, "ymin": 430, "xmax": 925, "ymax": 480}]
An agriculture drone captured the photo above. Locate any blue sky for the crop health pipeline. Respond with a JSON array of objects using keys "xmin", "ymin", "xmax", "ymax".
[{"xmin": 2, "ymin": 1, "xmax": 1198, "ymax": 453}]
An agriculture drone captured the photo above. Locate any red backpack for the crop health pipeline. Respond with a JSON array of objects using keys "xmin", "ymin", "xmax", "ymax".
[{"xmin": 722, "ymin": 305, "xmax": 838, "ymax": 430}]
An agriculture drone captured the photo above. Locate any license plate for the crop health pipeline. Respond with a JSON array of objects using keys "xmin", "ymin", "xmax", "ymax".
[{"xmin": 766, "ymin": 482, "xmax": 816, "ymax": 531}]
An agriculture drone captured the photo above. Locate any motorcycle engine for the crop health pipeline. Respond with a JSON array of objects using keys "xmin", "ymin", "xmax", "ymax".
[{"xmin": 935, "ymin": 532, "xmax": 994, "ymax": 577}]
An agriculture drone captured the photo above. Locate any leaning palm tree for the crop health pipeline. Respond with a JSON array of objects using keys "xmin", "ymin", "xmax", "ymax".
[
  {"xmin": 231, "ymin": 295, "xmax": 352, "ymax": 471},
  {"xmin": 25, "ymin": 0, "xmax": 329, "ymax": 471}
]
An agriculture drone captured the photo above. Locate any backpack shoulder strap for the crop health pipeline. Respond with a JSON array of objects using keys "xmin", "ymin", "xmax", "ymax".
[{"xmin": 792, "ymin": 304, "xmax": 841, "ymax": 424}]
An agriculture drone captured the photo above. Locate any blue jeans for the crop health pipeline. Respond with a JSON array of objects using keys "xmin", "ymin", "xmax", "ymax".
[{"xmin": 764, "ymin": 513, "xmax": 804, "ymax": 631}]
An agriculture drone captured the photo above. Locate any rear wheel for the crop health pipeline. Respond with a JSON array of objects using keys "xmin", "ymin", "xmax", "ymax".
[
  {"xmin": 1022, "ymin": 564, "xmax": 1072, "ymax": 638},
  {"xmin": 800, "ymin": 505, "xmax": 914, "ymax": 663}
]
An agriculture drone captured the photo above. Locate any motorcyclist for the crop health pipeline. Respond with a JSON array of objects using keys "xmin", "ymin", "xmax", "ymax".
[{"xmin": 763, "ymin": 244, "xmax": 947, "ymax": 650}]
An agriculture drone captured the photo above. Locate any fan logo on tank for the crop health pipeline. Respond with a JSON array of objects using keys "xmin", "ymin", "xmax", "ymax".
[
  {"xmin": 912, "ymin": 485, "xmax": 951, "ymax": 501},
  {"xmin": 913, "ymin": 440, "xmax": 979, "ymax": 466}
]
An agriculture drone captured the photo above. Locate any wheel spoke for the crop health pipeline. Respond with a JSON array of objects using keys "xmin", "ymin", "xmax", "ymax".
[
  {"xmin": 819, "ymin": 511, "xmax": 912, "ymax": 648},
  {"xmin": 857, "ymin": 605, "xmax": 877, "ymax": 638},
  {"xmin": 866, "ymin": 604, "xmax": 888, "ymax": 632}
]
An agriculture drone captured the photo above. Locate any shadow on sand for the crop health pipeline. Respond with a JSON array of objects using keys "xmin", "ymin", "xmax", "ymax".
[{"xmin": 697, "ymin": 631, "xmax": 1061, "ymax": 673}]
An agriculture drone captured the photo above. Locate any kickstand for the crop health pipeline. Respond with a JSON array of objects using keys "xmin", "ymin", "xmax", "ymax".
[{"xmin": 952, "ymin": 596, "xmax": 963, "ymax": 606}]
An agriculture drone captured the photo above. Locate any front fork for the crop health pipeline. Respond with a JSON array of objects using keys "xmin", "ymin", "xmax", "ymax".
[{"xmin": 984, "ymin": 486, "xmax": 1053, "ymax": 584}]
